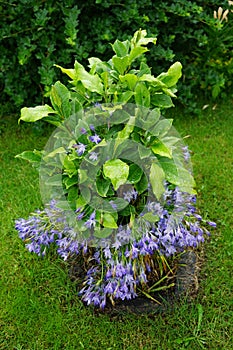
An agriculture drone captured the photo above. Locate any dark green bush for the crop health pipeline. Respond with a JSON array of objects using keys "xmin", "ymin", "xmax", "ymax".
[{"xmin": 1, "ymin": 0, "xmax": 232, "ymax": 114}]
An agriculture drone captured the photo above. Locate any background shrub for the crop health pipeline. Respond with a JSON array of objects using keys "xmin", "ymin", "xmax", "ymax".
[{"xmin": 1, "ymin": 0, "xmax": 232, "ymax": 114}]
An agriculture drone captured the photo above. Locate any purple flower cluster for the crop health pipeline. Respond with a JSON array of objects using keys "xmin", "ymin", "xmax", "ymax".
[
  {"xmin": 15, "ymin": 215, "xmax": 62, "ymax": 256},
  {"xmin": 15, "ymin": 181, "xmax": 217, "ymax": 309},
  {"xmin": 79, "ymin": 251, "xmax": 137, "ymax": 308}
]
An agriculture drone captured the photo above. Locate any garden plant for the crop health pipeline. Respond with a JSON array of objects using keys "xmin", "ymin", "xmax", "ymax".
[{"xmin": 15, "ymin": 30, "xmax": 216, "ymax": 310}]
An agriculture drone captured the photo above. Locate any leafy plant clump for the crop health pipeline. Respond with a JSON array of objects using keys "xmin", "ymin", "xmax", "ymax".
[{"xmin": 15, "ymin": 30, "xmax": 216, "ymax": 309}]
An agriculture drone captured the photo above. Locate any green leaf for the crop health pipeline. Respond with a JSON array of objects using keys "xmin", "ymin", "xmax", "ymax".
[
  {"xmin": 151, "ymin": 139, "xmax": 172, "ymax": 158},
  {"xmin": 128, "ymin": 164, "xmax": 143, "ymax": 183},
  {"xmin": 143, "ymin": 108, "xmax": 161, "ymax": 128},
  {"xmin": 79, "ymin": 186, "xmax": 91, "ymax": 203},
  {"xmin": 135, "ymin": 173, "xmax": 148, "ymax": 194},
  {"xmin": 46, "ymin": 174, "xmax": 62, "ymax": 186},
  {"xmin": 102, "ymin": 212, "xmax": 118, "ymax": 228},
  {"xmin": 157, "ymin": 62, "xmax": 182, "ymax": 87},
  {"xmin": 118, "ymin": 91, "xmax": 135, "ymax": 103},
  {"xmin": 131, "ymin": 29, "xmax": 157, "ymax": 47},
  {"xmin": 96, "ymin": 177, "xmax": 110, "ymax": 197},
  {"xmin": 94, "ymin": 227, "xmax": 113, "ymax": 238},
  {"xmin": 128, "ymin": 46, "xmax": 148, "ymax": 64},
  {"xmin": 139, "ymin": 74, "xmax": 166, "ymax": 88},
  {"xmin": 15, "ymin": 150, "xmax": 42, "ymax": 165},
  {"xmin": 54, "ymin": 64, "xmax": 75, "ymax": 79},
  {"xmin": 116, "ymin": 116, "xmax": 135, "ymax": 140},
  {"xmin": 151, "ymin": 93, "xmax": 174, "ymax": 108},
  {"xmin": 74, "ymin": 61, "xmax": 104, "ymax": 94},
  {"xmin": 112, "ymin": 56, "xmax": 129, "ymax": 75},
  {"xmin": 111, "ymin": 39, "xmax": 130, "ymax": 57},
  {"xmin": 103, "ymin": 159, "xmax": 129, "ymax": 190},
  {"xmin": 110, "ymin": 109, "xmax": 130, "ymax": 124},
  {"xmin": 43, "ymin": 147, "xmax": 66, "ymax": 161},
  {"xmin": 142, "ymin": 212, "xmax": 159, "ymax": 223},
  {"xmin": 119, "ymin": 74, "xmax": 138, "ymax": 90},
  {"xmin": 135, "ymin": 83, "xmax": 150, "ymax": 107},
  {"xmin": 63, "ymin": 156, "xmax": 77, "ymax": 177},
  {"xmin": 63, "ymin": 176, "xmax": 78, "ymax": 189},
  {"xmin": 67, "ymin": 186, "xmax": 79, "ymax": 206},
  {"xmin": 159, "ymin": 158, "xmax": 196, "ymax": 193},
  {"xmin": 78, "ymin": 169, "xmax": 88, "ymax": 184},
  {"xmin": 138, "ymin": 144, "xmax": 152, "ymax": 159},
  {"xmin": 50, "ymin": 81, "xmax": 71, "ymax": 119},
  {"xmin": 149, "ymin": 163, "xmax": 165, "ymax": 200},
  {"xmin": 19, "ymin": 105, "xmax": 57, "ymax": 123},
  {"xmin": 152, "ymin": 119, "xmax": 173, "ymax": 138},
  {"xmin": 76, "ymin": 195, "xmax": 87, "ymax": 208}
]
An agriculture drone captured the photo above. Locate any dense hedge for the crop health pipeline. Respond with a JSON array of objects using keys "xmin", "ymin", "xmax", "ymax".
[{"xmin": 1, "ymin": 0, "xmax": 232, "ymax": 114}]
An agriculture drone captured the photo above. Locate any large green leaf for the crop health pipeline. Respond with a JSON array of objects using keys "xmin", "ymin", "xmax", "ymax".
[
  {"xmin": 96, "ymin": 177, "xmax": 111, "ymax": 197},
  {"xmin": 157, "ymin": 62, "xmax": 182, "ymax": 88},
  {"xmin": 74, "ymin": 61, "xmax": 104, "ymax": 94},
  {"xmin": 142, "ymin": 212, "xmax": 159, "ymax": 223},
  {"xmin": 159, "ymin": 158, "xmax": 196, "ymax": 193},
  {"xmin": 63, "ymin": 156, "xmax": 77, "ymax": 177},
  {"xmin": 50, "ymin": 81, "xmax": 71, "ymax": 119},
  {"xmin": 103, "ymin": 159, "xmax": 129, "ymax": 190},
  {"xmin": 151, "ymin": 139, "xmax": 172, "ymax": 158},
  {"xmin": 54, "ymin": 64, "xmax": 75, "ymax": 79},
  {"xmin": 15, "ymin": 150, "xmax": 42, "ymax": 167},
  {"xmin": 43, "ymin": 147, "xmax": 66, "ymax": 161},
  {"xmin": 111, "ymin": 39, "xmax": 130, "ymax": 57},
  {"xmin": 149, "ymin": 163, "xmax": 165, "ymax": 200},
  {"xmin": 63, "ymin": 176, "xmax": 78, "ymax": 189},
  {"xmin": 128, "ymin": 164, "xmax": 143, "ymax": 183},
  {"xmin": 102, "ymin": 212, "xmax": 118, "ymax": 228},
  {"xmin": 118, "ymin": 91, "xmax": 135, "ymax": 103},
  {"xmin": 116, "ymin": 116, "xmax": 135, "ymax": 140},
  {"xmin": 151, "ymin": 93, "xmax": 174, "ymax": 108},
  {"xmin": 119, "ymin": 74, "xmax": 138, "ymax": 90},
  {"xmin": 19, "ymin": 105, "xmax": 57, "ymax": 123},
  {"xmin": 128, "ymin": 46, "xmax": 148, "ymax": 64},
  {"xmin": 112, "ymin": 56, "xmax": 129, "ymax": 75},
  {"xmin": 135, "ymin": 173, "xmax": 148, "ymax": 194},
  {"xmin": 152, "ymin": 119, "xmax": 173, "ymax": 138},
  {"xmin": 135, "ymin": 82, "xmax": 150, "ymax": 107},
  {"xmin": 94, "ymin": 227, "xmax": 113, "ymax": 238}
]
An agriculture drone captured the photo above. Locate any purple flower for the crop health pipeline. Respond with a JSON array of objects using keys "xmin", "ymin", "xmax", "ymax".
[
  {"xmin": 89, "ymin": 134, "xmax": 101, "ymax": 144},
  {"xmin": 109, "ymin": 200, "xmax": 117, "ymax": 210},
  {"xmin": 80, "ymin": 127, "xmax": 87, "ymax": 134},
  {"xmin": 89, "ymin": 124, "xmax": 95, "ymax": 131},
  {"xmin": 123, "ymin": 189, "xmax": 138, "ymax": 202},
  {"xmin": 77, "ymin": 212, "xmax": 85, "ymax": 220},
  {"xmin": 84, "ymin": 211, "xmax": 96, "ymax": 229},
  {"xmin": 207, "ymin": 221, "xmax": 217, "ymax": 228},
  {"xmin": 123, "ymin": 191, "xmax": 132, "ymax": 202},
  {"xmin": 89, "ymin": 152, "xmax": 98, "ymax": 161},
  {"xmin": 182, "ymin": 146, "xmax": 191, "ymax": 162},
  {"xmin": 73, "ymin": 143, "xmax": 86, "ymax": 156},
  {"xmin": 131, "ymin": 189, "xmax": 138, "ymax": 200}
]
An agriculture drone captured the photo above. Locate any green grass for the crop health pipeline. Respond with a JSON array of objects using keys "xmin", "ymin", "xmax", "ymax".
[{"xmin": 0, "ymin": 101, "xmax": 233, "ymax": 350}]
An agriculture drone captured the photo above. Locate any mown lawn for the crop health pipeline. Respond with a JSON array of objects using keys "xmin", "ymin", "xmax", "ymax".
[{"xmin": 0, "ymin": 101, "xmax": 232, "ymax": 350}]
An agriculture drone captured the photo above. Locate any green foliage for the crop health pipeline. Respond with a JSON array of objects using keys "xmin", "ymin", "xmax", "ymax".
[
  {"xmin": 16, "ymin": 29, "xmax": 195, "ymax": 240},
  {"xmin": 1, "ymin": 0, "xmax": 233, "ymax": 114}
]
